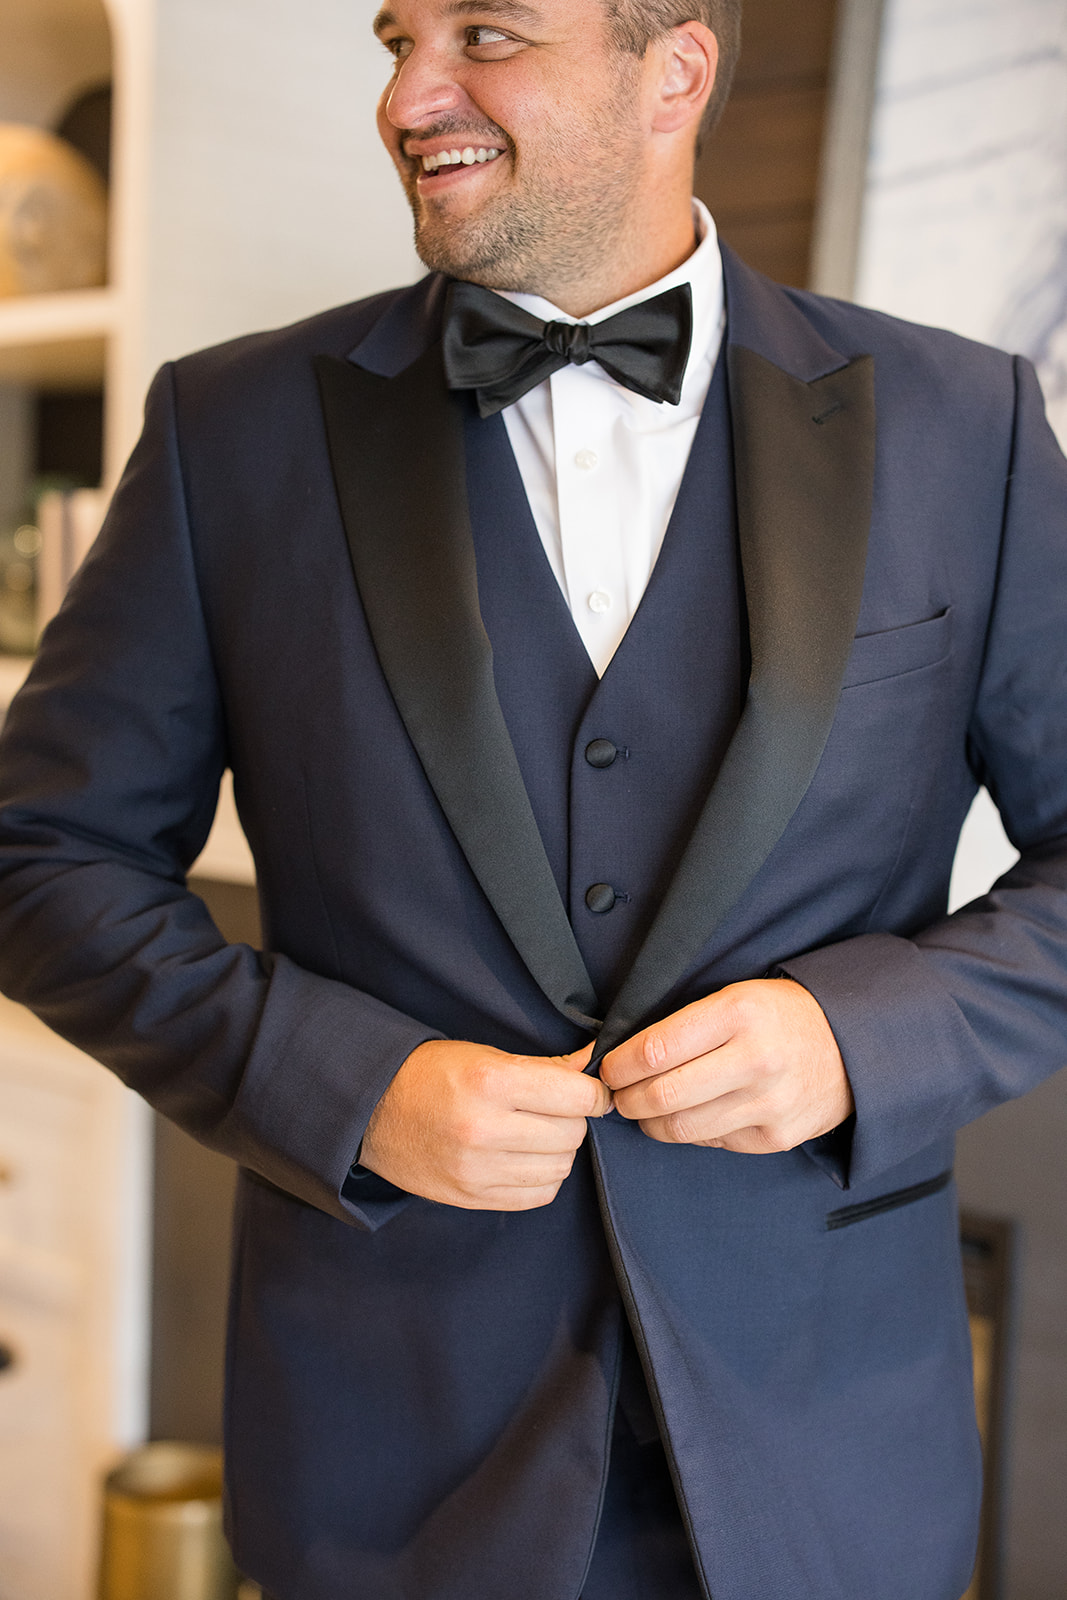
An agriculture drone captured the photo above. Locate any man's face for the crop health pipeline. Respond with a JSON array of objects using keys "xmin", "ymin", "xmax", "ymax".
[{"xmin": 374, "ymin": 0, "xmax": 654, "ymax": 300}]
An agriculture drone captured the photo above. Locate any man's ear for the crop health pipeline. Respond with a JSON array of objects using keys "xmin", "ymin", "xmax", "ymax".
[{"xmin": 650, "ymin": 21, "xmax": 718, "ymax": 136}]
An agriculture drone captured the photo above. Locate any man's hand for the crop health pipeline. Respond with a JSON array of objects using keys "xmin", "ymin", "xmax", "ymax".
[
  {"xmin": 359, "ymin": 1038, "xmax": 611, "ymax": 1210},
  {"xmin": 600, "ymin": 979, "xmax": 852, "ymax": 1153}
]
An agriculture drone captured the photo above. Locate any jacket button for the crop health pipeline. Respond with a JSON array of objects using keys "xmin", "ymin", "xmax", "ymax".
[
  {"xmin": 585, "ymin": 739, "xmax": 618, "ymax": 768},
  {"xmin": 585, "ymin": 883, "xmax": 617, "ymax": 915}
]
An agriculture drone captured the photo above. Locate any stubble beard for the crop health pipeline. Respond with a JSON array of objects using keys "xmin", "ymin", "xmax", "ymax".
[{"xmin": 401, "ymin": 93, "xmax": 646, "ymax": 301}]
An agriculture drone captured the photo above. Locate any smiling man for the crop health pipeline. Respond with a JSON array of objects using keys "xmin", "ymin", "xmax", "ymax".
[
  {"xmin": 1, "ymin": 2, "xmax": 1066, "ymax": 1598},
  {"xmin": 373, "ymin": 0, "xmax": 704, "ymax": 314}
]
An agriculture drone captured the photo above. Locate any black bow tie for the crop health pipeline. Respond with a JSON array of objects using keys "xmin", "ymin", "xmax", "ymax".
[{"xmin": 442, "ymin": 280, "xmax": 694, "ymax": 418}]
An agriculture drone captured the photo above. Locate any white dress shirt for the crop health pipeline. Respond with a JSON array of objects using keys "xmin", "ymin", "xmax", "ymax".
[{"xmin": 497, "ymin": 199, "xmax": 725, "ymax": 676}]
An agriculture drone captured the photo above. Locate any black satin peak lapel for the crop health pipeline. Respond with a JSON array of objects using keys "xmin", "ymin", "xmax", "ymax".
[
  {"xmin": 593, "ymin": 346, "xmax": 876, "ymax": 1057},
  {"xmin": 315, "ymin": 348, "xmax": 599, "ymax": 1032}
]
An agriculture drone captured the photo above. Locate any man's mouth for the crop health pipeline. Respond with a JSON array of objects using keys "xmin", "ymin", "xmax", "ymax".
[{"xmin": 417, "ymin": 146, "xmax": 504, "ymax": 178}]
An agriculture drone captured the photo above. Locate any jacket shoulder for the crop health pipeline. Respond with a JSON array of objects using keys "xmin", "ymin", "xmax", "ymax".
[
  {"xmin": 721, "ymin": 245, "xmax": 1020, "ymax": 428},
  {"xmin": 185, "ymin": 286, "xmax": 407, "ymax": 370},
  {"xmin": 781, "ymin": 281, "xmax": 1017, "ymax": 395},
  {"xmin": 161, "ymin": 282, "xmax": 426, "ymax": 426}
]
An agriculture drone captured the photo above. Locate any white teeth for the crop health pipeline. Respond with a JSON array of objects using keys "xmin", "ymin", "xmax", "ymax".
[{"xmin": 421, "ymin": 147, "xmax": 502, "ymax": 172}]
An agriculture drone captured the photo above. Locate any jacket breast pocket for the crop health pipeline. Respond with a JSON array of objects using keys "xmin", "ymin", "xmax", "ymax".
[{"xmin": 840, "ymin": 607, "xmax": 952, "ymax": 690}]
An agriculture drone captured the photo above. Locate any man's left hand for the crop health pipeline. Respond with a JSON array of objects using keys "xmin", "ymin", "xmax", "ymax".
[{"xmin": 599, "ymin": 979, "xmax": 853, "ymax": 1153}]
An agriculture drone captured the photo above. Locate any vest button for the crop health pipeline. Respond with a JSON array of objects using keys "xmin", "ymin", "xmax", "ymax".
[
  {"xmin": 585, "ymin": 883, "xmax": 617, "ymax": 915},
  {"xmin": 585, "ymin": 738, "xmax": 618, "ymax": 769}
]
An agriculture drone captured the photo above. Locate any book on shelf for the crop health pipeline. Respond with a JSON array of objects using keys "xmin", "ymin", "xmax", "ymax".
[{"xmin": 36, "ymin": 486, "xmax": 107, "ymax": 632}]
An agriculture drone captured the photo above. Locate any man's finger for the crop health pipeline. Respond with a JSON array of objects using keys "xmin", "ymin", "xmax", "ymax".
[
  {"xmin": 633, "ymin": 1085, "xmax": 763, "ymax": 1146},
  {"xmin": 638, "ymin": 1114, "xmax": 787, "ymax": 1155},
  {"xmin": 612, "ymin": 1042, "xmax": 749, "ymax": 1122},
  {"xmin": 509, "ymin": 1060, "xmax": 613, "ymax": 1119},
  {"xmin": 599, "ymin": 990, "xmax": 738, "ymax": 1090},
  {"xmin": 471, "ymin": 1183, "xmax": 570, "ymax": 1213},
  {"xmin": 463, "ymin": 1148, "xmax": 578, "ymax": 1188},
  {"xmin": 557, "ymin": 1041, "xmax": 597, "ymax": 1071},
  {"xmin": 500, "ymin": 1112, "xmax": 593, "ymax": 1154}
]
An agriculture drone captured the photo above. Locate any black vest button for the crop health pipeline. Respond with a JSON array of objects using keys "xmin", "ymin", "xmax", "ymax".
[
  {"xmin": 585, "ymin": 883, "xmax": 617, "ymax": 915},
  {"xmin": 585, "ymin": 739, "xmax": 618, "ymax": 769}
]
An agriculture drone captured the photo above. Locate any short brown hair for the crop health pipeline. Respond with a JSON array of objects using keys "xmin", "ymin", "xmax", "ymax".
[{"xmin": 605, "ymin": 1, "xmax": 742, "ymax": 139}]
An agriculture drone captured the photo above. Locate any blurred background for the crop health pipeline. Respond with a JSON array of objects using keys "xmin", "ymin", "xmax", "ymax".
[{"xmin": 0, "ymin": 0, "xmax": 1064, "ymax": 1597}]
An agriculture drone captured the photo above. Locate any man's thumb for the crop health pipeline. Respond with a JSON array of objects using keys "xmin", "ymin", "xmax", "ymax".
[{"xmin": 559, "ymin": 1041, "xmax": 596, "ymax": 1071}]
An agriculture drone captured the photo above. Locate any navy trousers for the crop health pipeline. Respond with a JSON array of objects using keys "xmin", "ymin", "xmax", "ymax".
[{"xmin": 580, "ymin": 1411, "xmax": 704, "ymax": 1600}]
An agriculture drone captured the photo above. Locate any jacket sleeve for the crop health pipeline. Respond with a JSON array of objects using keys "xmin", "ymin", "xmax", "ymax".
[
  {"xmin": 783, "ymin": 356, "xmax": 1067, "ymax": 1189},
  {"xmin": 0, "ymin": 365, "xmax": 439, "ymax": 1229}
]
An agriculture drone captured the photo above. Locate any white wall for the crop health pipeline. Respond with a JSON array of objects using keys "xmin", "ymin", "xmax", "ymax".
[
  {"xmin": 140, "ymin": 0, "xmax": 419, "ymax": 376},
  {"xmin": 97, "ymin": 0, "xmax": 420, "ymax": 469},
  {"xmin": 858, "ymin": 0, "xmax": 1067, "ymax": 442}
]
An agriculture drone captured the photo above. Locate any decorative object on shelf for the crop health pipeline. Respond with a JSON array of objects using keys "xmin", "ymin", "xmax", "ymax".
[
  {"xmin": 0, "ymin": 515, "xmax": 41, "ymax": 656},
  {"xmin": 0, "ymin": 123, "xmax": 107, "ymax": 297},
  {"xmin": 0, "ymin": 483, "xmax": 105, "ymax": 655}
]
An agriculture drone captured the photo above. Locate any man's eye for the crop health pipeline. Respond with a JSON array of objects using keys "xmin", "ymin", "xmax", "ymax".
[
  {"xmin": 382, "ymin": 36, "xmax": 413, "ymax": 62},
  {"xmin": 466, "ymin": 26, "xmax": 512, "ymax": 48}
]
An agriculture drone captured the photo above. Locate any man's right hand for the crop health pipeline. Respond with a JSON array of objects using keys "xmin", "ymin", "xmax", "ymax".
[{"xmin": 358, "ymin": 1038, "xmax": 611, "ymax": 1211}]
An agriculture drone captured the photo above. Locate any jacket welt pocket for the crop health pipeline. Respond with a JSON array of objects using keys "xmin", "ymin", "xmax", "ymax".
[
  {"xmin": 826, "ymin": 1169, "xmax": 953, "ymax": 1231},
  {"xmin": 841, "ymin": 607, "xmax": 951, "ymax": 689}
]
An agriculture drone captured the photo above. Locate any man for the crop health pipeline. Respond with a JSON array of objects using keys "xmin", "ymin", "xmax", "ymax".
[{"xmin": 0, "ymin": 1, "xmax": 1064, "ymax": 1597}]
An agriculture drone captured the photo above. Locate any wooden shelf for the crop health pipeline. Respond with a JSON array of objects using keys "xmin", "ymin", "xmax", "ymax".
[{"xmin": 0, "ymin": 287, "xmax": 117, "ymax": 389}]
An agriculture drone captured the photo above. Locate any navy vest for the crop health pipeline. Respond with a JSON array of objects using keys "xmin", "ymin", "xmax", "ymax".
[{"xmin": 466, "ymin": 354, "xmax": 745, "ymax": 1009}]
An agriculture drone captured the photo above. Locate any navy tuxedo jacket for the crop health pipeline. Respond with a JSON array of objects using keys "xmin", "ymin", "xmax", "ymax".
[{"xmin": 0, "ymin": 250, "xmax": 1066, "ymax": 1600}]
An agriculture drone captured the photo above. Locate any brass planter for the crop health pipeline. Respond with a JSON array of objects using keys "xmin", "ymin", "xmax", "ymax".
[{"xmin": 98, "ymin": 1443, "xmax": 240, "ymax": 1600}]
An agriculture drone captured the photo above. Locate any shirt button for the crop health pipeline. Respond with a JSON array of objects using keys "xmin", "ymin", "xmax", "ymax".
[
  {"xmin": 585, "ymin": 883, "xmax": 617, "ymax": 915},
  {"xmin": 587, "ymin": 589, "xmax": 612, "ymax": 615},
  {"xmin": 585, "ymin": 739, "xmax": 618, "ymax": 769},
  {"xmin": 575, "ymin": 448, "xmax": 599, "ymax": 471}
]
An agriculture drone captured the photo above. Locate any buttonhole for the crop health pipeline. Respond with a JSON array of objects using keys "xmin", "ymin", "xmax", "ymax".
[{"xmin": 812, "ymin": 401, "xmax": 844, "ymax": 425}]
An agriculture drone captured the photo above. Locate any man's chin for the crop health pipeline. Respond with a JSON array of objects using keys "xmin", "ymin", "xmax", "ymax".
[{"xmin": 413, "ymin": 228, "xmax": 511, "ymax": 287}]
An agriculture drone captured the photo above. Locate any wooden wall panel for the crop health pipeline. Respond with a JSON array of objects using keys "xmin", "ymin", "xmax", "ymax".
[
  {"xmin": 734, "ymin": 0, "xmax": 839, "ymax": 82},
  {"xmin": 696, "ymin": 0, "xmax": 840, "ymax": 287},
  {"xmin": 702, "ymin": 86, "xmax": 827, "ymax": 215}
]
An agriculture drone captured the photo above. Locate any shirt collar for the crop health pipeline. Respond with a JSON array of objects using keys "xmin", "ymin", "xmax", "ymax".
[{"xmin": 493, "ymin": 199, "xmax": 724, "ymax": 390}]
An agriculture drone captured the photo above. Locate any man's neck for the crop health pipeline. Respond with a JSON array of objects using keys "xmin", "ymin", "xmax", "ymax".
[
  {"xmin": 470, "ymin": 172, "xmax": 699, "ymax": 319},
  {"xmin": 539, "ymin": 205, "xmax": 699, "ymax": 319}
]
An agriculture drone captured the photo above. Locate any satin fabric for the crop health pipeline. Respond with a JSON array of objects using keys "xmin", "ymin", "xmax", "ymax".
[{"xmin": 442, "ymin": 280, "xmax": 694, "ymax": 416}]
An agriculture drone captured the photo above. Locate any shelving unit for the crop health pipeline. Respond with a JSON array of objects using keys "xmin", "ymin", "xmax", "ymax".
[
  {"xmin": 0, "ymin": 286, "xmax": 115, "ymax": 386},
  {"xmin": 0, "ymin": 0, "xmax": 417, "ymax": 1594},
  {"xmin": 0, "ymin": 9, "xmax": 152, "ymax": 1597}
]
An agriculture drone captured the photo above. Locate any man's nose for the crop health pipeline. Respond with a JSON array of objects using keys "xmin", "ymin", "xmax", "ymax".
[{"xmin": 382, "ymin": 46, "xmax": 466, "ymax": 131}]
